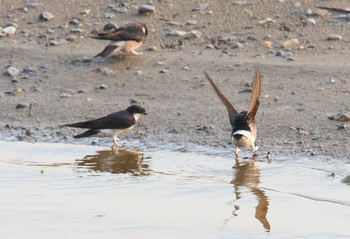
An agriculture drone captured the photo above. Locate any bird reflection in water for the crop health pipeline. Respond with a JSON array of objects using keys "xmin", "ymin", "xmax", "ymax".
[
  {"xmin": 230, "ymin": 156, "xmax": 271, "ymax": 232},
  {"xmin": 76, "ymin": 149, "xmax": 149, "ymax": 175}
]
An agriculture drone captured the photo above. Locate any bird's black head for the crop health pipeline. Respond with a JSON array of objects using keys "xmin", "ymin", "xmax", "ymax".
[
  {"xmin": 127, "ymin": 105, "xmax": 148, "ymax": 115},
  {"xmin": 232, "ymin": 111, "xmax": 251, "ymax": 132}
]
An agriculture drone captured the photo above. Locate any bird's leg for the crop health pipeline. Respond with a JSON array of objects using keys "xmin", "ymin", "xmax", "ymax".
[
  {"xmin": 130, "ymin": 49, "xmax": 143, "ymax": 55},
  {"xmin": 112, "ymin": 135, "xmax": 123, "ymax": 149},
  {"xmin": 235, "ymin": 146, "xmax": 240, "ymax": 158},
  {"xmin": 252, "ymin": 144, "xmax": 259, "ymax": 153}
]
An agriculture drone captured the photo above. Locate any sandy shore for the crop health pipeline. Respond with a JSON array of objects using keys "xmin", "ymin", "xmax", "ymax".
[{"xmin": 1, "ymin": 0, "xmax": 349, "ymax": 159}]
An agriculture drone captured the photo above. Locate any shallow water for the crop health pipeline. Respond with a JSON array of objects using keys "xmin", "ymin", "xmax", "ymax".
[{"xmin": 0, "ymin": 140, "xmax": 349, "ymax": 239}]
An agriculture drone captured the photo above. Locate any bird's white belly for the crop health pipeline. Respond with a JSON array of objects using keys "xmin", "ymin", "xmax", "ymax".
[
  {"xmin": 110, "ymin": 40, "xmax": 142, "ymax": 53},
  {"xmin": 97, "ymin": 126, "xmax": 134, "ymax": 138},
  {"xmin": 232, "ymin": 130, "xmax": 255, "ymax": 148}
]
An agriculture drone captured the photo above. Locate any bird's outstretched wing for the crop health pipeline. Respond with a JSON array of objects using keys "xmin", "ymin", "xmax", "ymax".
[
  {"xmin": 246, "ymin": 69, "xmax": 261, "ymax": 122},
  {"xmin": 205, "ymin": 72, "xmax": 238, "ymax": 127},
  {"xmin": 64, "ymin": 111, "xmax": 135, "ymax": 130}
]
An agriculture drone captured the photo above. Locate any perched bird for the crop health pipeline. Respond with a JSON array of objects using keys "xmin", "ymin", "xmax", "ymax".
[
  {"xmin": 91, "ymin": 23, "xmax": 148, "ymax": 58},
  {"xmin": 205, "ymin": 69, "xmax": 261, "ymax": 157},
  {"xmin": 62, "ymin": 105, "xmax": 148, "ymax": 149}
]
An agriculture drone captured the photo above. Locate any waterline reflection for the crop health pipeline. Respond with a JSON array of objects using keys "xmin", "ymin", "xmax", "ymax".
[
  {"xmin": 75, "ymin": 149, "xmax": 150, "ymax": 175},
  {"xmin": 231, "ymin": 157, "xmax": 271, "ymax": 232}
]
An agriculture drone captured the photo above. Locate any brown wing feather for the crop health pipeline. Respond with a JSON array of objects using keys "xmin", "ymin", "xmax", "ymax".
[
  {"xmin": 246, "ymin": 69, "xmax": 261, "ymax": 122},
  {"xmin": 205, "ymin": 72, "xmax": 238, "ymax": 127}
]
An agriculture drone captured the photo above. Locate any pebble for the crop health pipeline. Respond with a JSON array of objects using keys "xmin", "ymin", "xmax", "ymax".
[
  {"xmin": 4, "ymin": 66, "xmax": 20, "ymax": 77},
  {"xmin": 97, "ymin": 84, "xmax": 107, "ymax": 90},
  {"xmin": 81, "ymin": 9, "xmax": 91, "ymax": 15},
  {"xmin": 259, "ymin": 17, "xmax": 275, "ymax": 26},
  {"xmin": 138, "ymin": 4, "xmax": 156, "ymax": 14},
  {"xmin": 337, "ymin": 124, "xmax": 347, "ymax": 130},
  {"xmin": 294, "ymin": 2, "xmax": 301, "ymax": 8},
  {"xmin": 282, "ymin": 38, "xmax": 299, "ymax": 48},
  {"xmin": 112, "ymin": 6, "xmax": 128, "ymax": 13},
  {"xmin": 327, "ymin": 78, "xmax": 337, "ymax": 84},
  {"xmin": 69, "ymin": 19, "xmax": 80, "ymax": 26},
  {"xmin": 192, "ymin": 3, "xmax": 209, "ymax": 11},
  {"xmin": 327, "ymin": 34, "xmax": 342, "ymax": 41},
  {"xmin": 186, "ymin": 20, "xmax": 198, "ymax": 25},
  {"xmin": 23, "ymin": 66, "xmax": 37, "ymax": 75},
  {"xmin": 103, "ymin": 22, "xmax": 118, "ymax": 32},
  {"xmin": 50, "ymin": 38, "xmax": 68, "ymax": 46},
  {"xmin": 205, "ymin": 44, "xmax": 215, "ymax": 49},
  {"xmin": 184, "ymin": 30, "xmax": 202, "ymax": 39},
  {"xmin": 275, "ymin": 50, "xmax": 285, "ymax": 57},
  {"xmin": 334, "ymin": 112, "xmax": 350, "ymax": 122},
  {"xmin": 166, "ymin": 29, "xmax": 187, "ymax": 37},
  {"xmin": 65, "ymin": 35, "xmax": 78, "ymax": 42},
  {"xmin": 70, "ymin": 28, "xmax": 84, "ymax": 33},
  {"xmin": 101, "ymin": 67, "xmax": 113, "ymax": 75},
  {"xmin": 39, "ymin": 11, "xmax": 55, "ymax": 21},
  {"xmin": 307, "ymin": 18, "xmax": 316, "ymax": 26},
  {"xmin": 16, "ymin": 102, "xmax": 30, "ymax": 109},
  {"xmin": 26, "ymin": 2, "xmax": 43, "ymax": 9},
  {"xmin": 148, "ymin": 45, "xmax": 157, "ymax": 51},
  {"xmin": 159, "ymin": 69, "xmax": 167, "ymax": 74},
  {"xmin": 0, "ymin": 26, "xmax": 17, "ymax": 36},
  {"xmin": 232, "ymin": 42, "xmax": 244, "ymax": 49},
  {"xmin": 263, "ymin": 41, "xmax": 272, "ymax": 47}
]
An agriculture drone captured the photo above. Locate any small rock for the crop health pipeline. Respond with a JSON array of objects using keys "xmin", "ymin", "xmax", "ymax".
[
  {"xmin": 166, "ymin": 29, "xmax": 187, "ymax": 37},
  {"xmin": 307, "ymin": 18, "xmax": 316, "ymax": 26},
  {"xmin": 4, "ymin": 66, "xmax": 20, "ymax": 77},
  {"xmin": 103, "ymin": 22, "xmax": 118, "ymax": 32},
  {"xmin": 16, "ymin": 102, "xmax": 30, "ymax": 109},
  {"xmin": 337, "ymin": 124, "xmax": 347, "ymax": 130},
  {"xmin": 101, "ymin": 67, "xmax": 113, "ymax": 75},
  {"xmin": 70, "ymin": 28, "xmax": 84, "ymax": 33},
  {"xmin": 334, "ymin": 112, "xmax": 350, "ymax": 122},
  {"xmin": 262, "ymin": 41, "xmax": 272, "ymax": 47},
  {"xmin": 186, "ymin": 20, "xmax": 198, "ymax": 25},
  {"xmin": 111, "ymin": 6, "xmax": 128, "ymax": 13},
  {"xmin": 65, "ymin": 35, "xmax": 78, "ymax": 42},
  {"xmin": 97, "ymin": 84, "xmax": 107, "ymax": 90},
  {"xmin": 184, "ymin": 30, "xmax": 202, "ymax": 39},
  {"xmin": 69, "ymin": 19, "xmax": 80, "ymax": 25},
  {"xmin": 294, "ymin": 2, "xmax": 301, "ymax": 8},
  {"xmin": 81, "ymin": 9, "xmax": 91, "ymax": 15},
  {"xmin": 192, "ymin": 3, "xmax": 209, "ymax": 11},
  {"xmin": 159, "ymin": 69, "xmax": 167, "ymax": 74},
  {"xmin": 286, "ymin": 57, "xmax": 296, "ymax": 61},
  {"xmin": 232, "ymin": 42, "xmax": 244, "ymax": 49},
  {"xmin": 327, "ymin": 78, "xmax": 337, "ymax": 84},
  {"xmin": 39, "ymin": 11, "xmax": 55, "ymax": 21},
  {"xmin": 22, "ymin": 66, "xmax": 37, "ymax": 75},
  {"xmin": 26, "ymin": 2, "xmax": 43, "ymax": 9},
  {"xmin": 50, "ymin": 38, "xmax": 68, "ymax": 46},
  {"xmin": 148, "ymin": 45, "xmax": 157, "ymax": 51},
  {"xmin": 205, "ymin": 44, "xmax": 215, "ymax": 49},
  {"xmin": 0, "ymin": 26, "xmax": 16, "ymax": 36},
  {"xmin": 282, "ymin": 38, "xmax": 299, "ymax": 48},
  {"xmin": 13, "ymin": 88, "xmax": 25, "ymax": 95},
  {"xmin": 259, "ymin": 17, "xmax": 275, "ymax": 26},
  {"xmin": 327, "ymin": 34, "xmax": 342, "ymax": 41},
  {"xmin": 275, "ymin": 50, "xmax": 285, "ymax": 57},
  {"xmin": 138, "ymin": 4, "xmax": 156, "ymax": 14}
]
